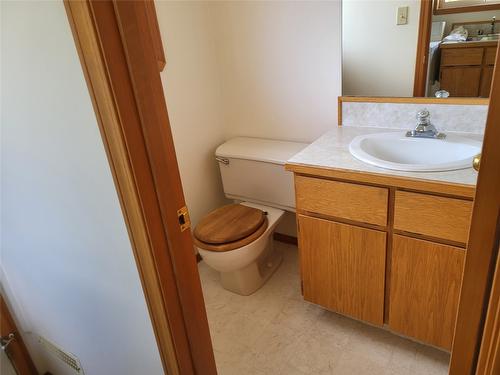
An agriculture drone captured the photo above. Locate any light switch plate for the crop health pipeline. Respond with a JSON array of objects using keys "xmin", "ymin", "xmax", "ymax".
[{"xmin": 397, "ymin": 6, "xmax": 409, "ymax": 25}]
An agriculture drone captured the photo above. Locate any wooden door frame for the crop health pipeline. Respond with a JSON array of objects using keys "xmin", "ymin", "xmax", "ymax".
[
  {"xmin": 413, "ymin": 0, "xmax": 433, "ymax": 97},
  {"xmin": 476, "ymin": 247, "xmax": 500, "ymax": 374},
  {"xmin": 0, "ymin": 295, "xmax": 38, "ymax": 375},
  {"xmin": 449, "ymin": 44, "xmax": 500, "ymax": 374},
  {"xmin": 434, "ymin": 0, "xmax": 500, "ymax": 15},
  {"xmin": 64, "ymin": 1, "xmax": 216, "ymax": 374}
]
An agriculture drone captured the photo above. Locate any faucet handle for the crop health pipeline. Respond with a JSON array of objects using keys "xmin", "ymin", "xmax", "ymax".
[
  {"xmin": 416, "ymin": 109, "xmax": 430, "ymax": 125},
  {"xmin": 407, "ymin": 108, "xmax": 445, "ymax": 139}
]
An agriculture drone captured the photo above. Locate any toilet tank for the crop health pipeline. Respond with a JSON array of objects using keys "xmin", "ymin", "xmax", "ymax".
[{"xmin": 215, "ymin": 137, "xmax": 308, "ymax": 211}]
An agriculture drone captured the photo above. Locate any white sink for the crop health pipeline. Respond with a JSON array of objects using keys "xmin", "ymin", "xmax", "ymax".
[{"xmin": 349, "ymin": 132, "xmax": 482, "ymax": 172}]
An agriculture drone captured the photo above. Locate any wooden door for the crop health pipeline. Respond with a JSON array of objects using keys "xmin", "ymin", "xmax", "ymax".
[
  {"xmin": 389, "ymin": 235, "xmax": 465, "ymax": 350},
  {"xmin": 476, "ymin": 244, "xmax": 500, "ymax": 374},
  {"xmin": 64, "ymin": 1, "xmax": 216, "ymax": 374},
  {"xmin": 449, "ymin": 35, "xmax": 500, "ymax": 374},
  {"xmin": 298, "ymin": 215, "xmax": 386, "ymax": 325},
  {"xmin": 0, "ymin": 295, "xmax": 37, "ymax": 375},
  {"xmin": 440, "ymin": 67, "xmax": 481, "ymax": 97}
]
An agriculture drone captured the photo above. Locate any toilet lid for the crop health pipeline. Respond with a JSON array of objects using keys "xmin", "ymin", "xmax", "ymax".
[{"xmin": 194, "ymin": 204, "xmax": 266, "ymax": 244}]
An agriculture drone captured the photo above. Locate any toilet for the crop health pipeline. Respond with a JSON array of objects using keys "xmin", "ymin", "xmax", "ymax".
[{"xmin": 194, "ymin": 137, "xmax": 307, "ymax": 295}]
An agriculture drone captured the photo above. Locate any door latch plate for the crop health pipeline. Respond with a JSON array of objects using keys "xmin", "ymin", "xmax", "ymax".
[{"xmin": 177, "ymin": 206, "xmax": 191, "ymax": 232}]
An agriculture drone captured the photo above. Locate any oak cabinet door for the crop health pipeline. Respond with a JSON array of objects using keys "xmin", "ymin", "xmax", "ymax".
[
  {"xmin": 480, "ymin": 66, "xmax": 494, "ymax": 98},
  {"xmin": 298, "ymin": 215, "xmax": 386, "ymax": 325},
  {"xmin": 389, "ymin": 235, "xmax": 465, "ymax": 350},
  {"xmin": 440, "ymin": 67, "xmax": 481, "ymax": 97}
]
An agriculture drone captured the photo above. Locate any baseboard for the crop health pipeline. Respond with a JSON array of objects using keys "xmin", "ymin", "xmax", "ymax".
[{"xmin": 273, "ymin": 232, "xmax": 298, "ymax": 245}]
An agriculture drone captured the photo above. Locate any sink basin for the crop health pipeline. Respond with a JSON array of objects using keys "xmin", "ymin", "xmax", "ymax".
[{"xmin": 349, "ymin": 132, "xmax": 482, "ymax": 172}]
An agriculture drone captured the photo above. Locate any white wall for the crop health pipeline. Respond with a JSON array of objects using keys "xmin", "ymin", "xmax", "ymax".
[
  {"xmin": 0, "ymin": 303, "xmax": 18, "ymax": 375},
  {"xmin": 1, "ymin": 2, "xmax": 163, "ymax": 374},
  {"xmin": 0, "ymin": 351, "xmax": 17, "ymax": 375},
  {"xmin": 159, "ymin": 1, "xmax": 342, "ymax": 234},
  {"xmin": 343, "ymin": 0, "xmax": 421, "ymax": 96}
]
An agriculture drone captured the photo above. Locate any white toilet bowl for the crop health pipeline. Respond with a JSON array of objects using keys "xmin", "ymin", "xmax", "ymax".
[
  {"xmin": 196, "ymin": 202, "xmax": 285, "ymax": 295},
  {"xmin": 196, "ymin": 137, "xmax": 307, "ymax": 295}
]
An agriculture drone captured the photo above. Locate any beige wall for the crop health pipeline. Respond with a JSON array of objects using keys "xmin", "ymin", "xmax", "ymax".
[
  {"xmin": 212, "ymin": 1, "xmax": 342, "ymax": 143},
  {"xmin": 343, "ymin": 0, "xmax": 421, "ymax": 97},
  {"xmin": 158, "ymin": 1, "xmax": 342, "ymax": 231},
  {"xmin": 156, "ymin": 2, "xmax": 229, "ymax": 227}
]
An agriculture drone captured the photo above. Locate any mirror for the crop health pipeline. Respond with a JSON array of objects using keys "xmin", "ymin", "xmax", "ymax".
[{"xmin": 342, "ymin": 0, "xmax": 500, "ymax": 98}]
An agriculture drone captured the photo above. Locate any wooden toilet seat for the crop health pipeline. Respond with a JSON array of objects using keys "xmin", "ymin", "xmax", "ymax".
[{"xmin": 193, "ymin": 204, "xmax": 268, "ymax": 252}]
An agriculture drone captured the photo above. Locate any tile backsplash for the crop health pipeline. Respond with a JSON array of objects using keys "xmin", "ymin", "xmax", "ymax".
[
  {"xmin": 453, "ymin": 20, "xmax": 499, "ymax": 37},
  {"xmin": 341, "ymin": 101, "xmax": 488, "ymax": 134}
]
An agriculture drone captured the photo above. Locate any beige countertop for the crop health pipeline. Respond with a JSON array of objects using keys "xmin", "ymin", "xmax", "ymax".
[
  {"xmin": 440, "ymin": 40, "xmax": 498, "ymax": 48},
  {"xmin": 287, "ymin": 127, "xmax": 483, "ymax": 190}
]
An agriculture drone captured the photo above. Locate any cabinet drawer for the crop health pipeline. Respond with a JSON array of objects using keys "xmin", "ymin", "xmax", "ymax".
[
  {"xmin": 441, "ymin": 48, "xmax": 483, "ymax": 66},
  {"xmin": 394, "ymin": 191, "xmax": 473, "ymax": 243},
  {"xmin": 295, "ymin": 176, "xmax": 388, "ymax": 226},
  {"xmin": 485, "ymin": 47, "xmax": 497, "ymax": 65}
]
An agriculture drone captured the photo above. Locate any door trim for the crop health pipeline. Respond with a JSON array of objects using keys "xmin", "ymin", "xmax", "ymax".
[
  {"xmin": 64, "ymin": 1, "xmax": 216, "ymax": 374},
  {"xmin": 449, "ymin": 43, "xmax": 500, "ymax": 374},
  {"xmin": 476, "ymin": 247, "xmax": 500, "ymax": 374},
  {"xmin": 413, "ymin": 0, "xmax": 432, "ymax": 97},
  {"xmin": 0, "ymin": 295, "xmax": 38, "ymax": 375}
]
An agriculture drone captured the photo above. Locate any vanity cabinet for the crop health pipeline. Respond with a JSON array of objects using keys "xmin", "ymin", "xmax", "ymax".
[
  {"xmin": 440, "ymin": 42, "xmax": 498, "ymax": 97},
  {"xmin": 291, "ymin": 173, "xmax": 473, "ymax": 350}
]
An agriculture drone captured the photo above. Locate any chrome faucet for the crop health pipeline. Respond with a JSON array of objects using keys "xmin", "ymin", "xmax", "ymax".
[
  {"xmin": 491, "ymin": 16, "xmax": 496, "ymax": 35},
  {"xmin": 406, "ymin": 109, "xmax": 446, "ymax": 139}
]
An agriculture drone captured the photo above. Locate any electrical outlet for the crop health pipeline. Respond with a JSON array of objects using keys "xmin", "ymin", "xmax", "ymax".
[{"xmin": 397, "ymin": 6, "xmax": 409, "ymax": 25}]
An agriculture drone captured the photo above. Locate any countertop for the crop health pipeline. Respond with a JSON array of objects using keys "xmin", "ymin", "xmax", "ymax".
[
  {"xmin": 440, "ymin": 40, "xmax": 498, "ymax": 48},
  {"xmin": 286, "ymin": 127, "xmax": 483, "ymax": 189}
]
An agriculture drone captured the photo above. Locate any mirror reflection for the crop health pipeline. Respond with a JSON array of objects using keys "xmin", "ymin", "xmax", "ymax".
[{"xmin": 342, "ymin": 0, "xmax": 500, "ymax": 98}]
